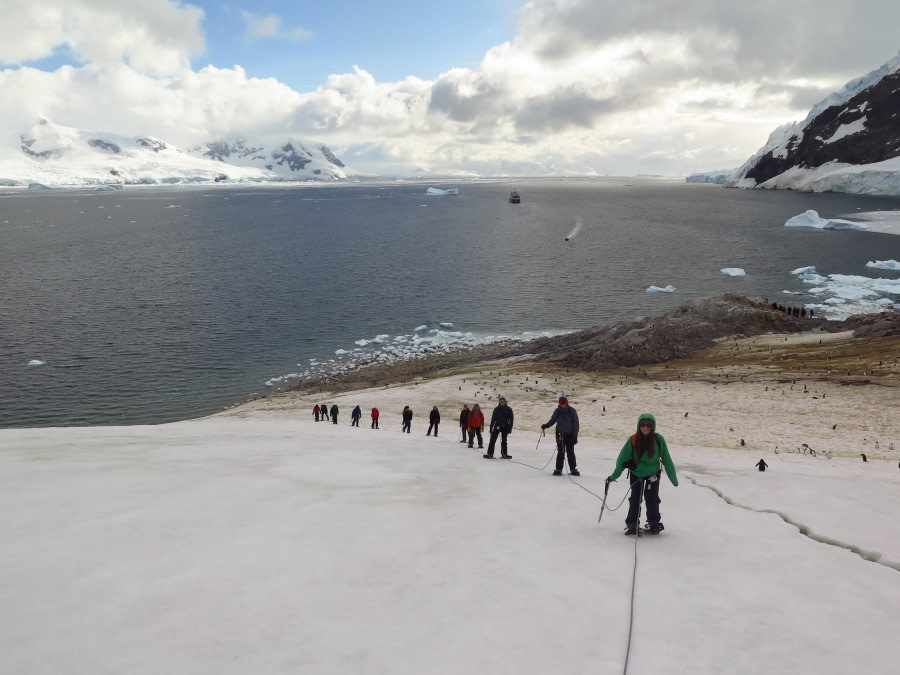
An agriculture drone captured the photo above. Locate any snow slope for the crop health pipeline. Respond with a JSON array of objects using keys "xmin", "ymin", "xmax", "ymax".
[{"xmin": 2, "ymin": 406, "xmax": 898, "ymax": 674}]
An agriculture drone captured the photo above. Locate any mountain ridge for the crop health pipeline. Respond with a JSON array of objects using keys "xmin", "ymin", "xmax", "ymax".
[
  {"xmin": 0, "ymin": 118, "xmax": 347, "ymax": 187},
  {"xmin": 724, "ymin": 52, "xmax": 900, "ymax": 196}
]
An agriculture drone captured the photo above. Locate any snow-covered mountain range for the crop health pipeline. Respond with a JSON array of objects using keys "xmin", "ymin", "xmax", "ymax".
[
  {"xmin": 0, "ymin": 118, "xmax": 347, "ymax": 187},
  {"xmin": 724, "ymin": 52, "xmax": 900, "ymax": 196}
]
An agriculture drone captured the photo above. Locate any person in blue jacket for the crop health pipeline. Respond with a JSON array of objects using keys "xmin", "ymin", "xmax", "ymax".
[{"xmin": 606, "ymin": 413, "xmax": 678, "ymax": 535}]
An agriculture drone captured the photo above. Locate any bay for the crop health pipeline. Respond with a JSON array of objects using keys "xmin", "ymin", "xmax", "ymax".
[{"xmin": 1, "ymin": 178, "xmax": 898, "ymax": 428}]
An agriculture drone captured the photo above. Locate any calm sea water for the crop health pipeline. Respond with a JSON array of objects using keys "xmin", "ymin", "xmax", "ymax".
[{"xmin": 2, "ymin": 178, "xmax": 899, "ymax": 428}]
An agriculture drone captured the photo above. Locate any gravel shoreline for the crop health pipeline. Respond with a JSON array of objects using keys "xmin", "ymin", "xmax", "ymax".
[{"xmin": 285, "ymin": 294, "xmax": 898, "ymax": 396}]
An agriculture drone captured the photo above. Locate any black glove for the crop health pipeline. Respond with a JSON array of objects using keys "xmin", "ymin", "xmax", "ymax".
[{"xmin": 541, "ymin": 424, "xmax": 547, "ymax": 429}]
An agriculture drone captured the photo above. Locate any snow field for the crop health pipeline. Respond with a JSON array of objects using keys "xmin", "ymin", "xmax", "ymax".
[{"xmin": 2, "ymin": 411, "xmax": 898, "ymax": 674}]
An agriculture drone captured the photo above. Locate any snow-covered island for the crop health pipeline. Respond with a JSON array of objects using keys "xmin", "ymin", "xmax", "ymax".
[{"xmin": 0, "ymin": 118, "xmax": 347, "ymax": 187}]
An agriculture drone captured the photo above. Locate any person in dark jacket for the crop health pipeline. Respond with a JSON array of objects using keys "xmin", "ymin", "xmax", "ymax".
[
  {"xmin": 756, "ymin": 458, "xmax": 768, "ymax": 472},
  {"xmin": 459, "ymin": 404, "xmax": 470, "ymax": 443},
  {"xmin": 607, "ymin": 413, "xmax": 678, "ymax": 535},
  {"xmin": 427, "ymin": 406, "xmax": 441, "ymax": 436},
  {"xmin": 330, "ymin": 404, "xmax": 339, "ymax": 424},
  {"xmin": 351, "ymin": 405, "xmax": 362, "ymax": 427},
  {"xmin": 319, "ymin": 404, "xmax": 328, "ymax": 422},
  {"xmin": 485, "ymin": 396, "xmax": 514, "ymax": 459},
  {"xmin": 542, "ymin": 396, "xmax": 580, "ymax": 476},
  {"xmin": 401, "ymin": 406, "xmax": 413, "ymax": 433}
]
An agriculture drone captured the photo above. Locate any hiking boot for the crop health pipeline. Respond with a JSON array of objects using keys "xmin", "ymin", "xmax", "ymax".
[
  {"xmin": 648, "ymin": 523, "xmax": 664, "ymax": 535},
  {"xmin": 483, "ymin": 454, "xmax": 493, "ymax": 459},
  {"xmin": 570, "ymin": 469, "xmax": 580, "ymax": 476},
  {"xmin": 624, "ymin": 524, "xmax": 637, "ymax": 535},
  {"xmin": 468, "ymin": 444, "xmax": 473, "ymax": 448},
  {"xmin": 552, "ymin": 469, "xmax": 562, "ymax": 476},
  {"xmin": 501, "ymin": 454, "xmax": 511, "ymax": 459}
]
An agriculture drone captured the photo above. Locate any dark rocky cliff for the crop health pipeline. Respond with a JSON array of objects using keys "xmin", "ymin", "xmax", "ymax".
[{"xmin": 744, "ymin": 69, "xmax": 900, "ymax": 185}]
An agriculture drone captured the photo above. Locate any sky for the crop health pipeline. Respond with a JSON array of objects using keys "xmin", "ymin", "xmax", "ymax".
[
  {"xmin": 2, "ymin": 375, "xmax": 899, "ymax": 673},
  {"xmin": 1, "ymin": 0, "xmax": 899, "ymax": 177}
]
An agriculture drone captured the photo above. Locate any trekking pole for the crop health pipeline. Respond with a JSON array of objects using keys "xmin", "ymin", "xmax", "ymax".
[{"xmin": 598, "ymin": 480, "xmax": 610, "ymax": 523}]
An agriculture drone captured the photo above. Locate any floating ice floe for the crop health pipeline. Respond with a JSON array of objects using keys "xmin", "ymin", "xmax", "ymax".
[
  {"xmin": 866, "ymin": 259, "xmax": 900, "ymax": 270},
  {"xmin": 784, "ymin": 210, "xmax": 868, "ymax": 230},
  {"xmin": 721, "ymin": 268, "xmax": 746, "ymax": 277},
  {"xmin": 27, "ymin": 359, "xmax": 45, "ymax": 367},
  {"xmin": 272, "ymin": 324, "xmax": 570, "ymax": 388},
  {"xmin": 789, "ymin": 265, "xmax": 900, "ymax": 319},
  {"xmin": 425, "ymin": 188, "xmax": 459, "ymax": 196},
  {"xmin": 439, "ymin": 322, "xmax": 454, "ymax": 328},
  {"xmin": 646, "ymin": 285, "xmax": 676, "ymax": 293},
  {"xmin": 354, "ymin": 334, "xmax": 390, "ymax": 347},
  {"xmin": 414, "ymin": 325, "xmax": 428, "ymax": 332}
]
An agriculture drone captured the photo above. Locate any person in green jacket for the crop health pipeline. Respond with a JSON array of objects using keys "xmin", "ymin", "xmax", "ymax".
[{"xmin": 606, "ymin": 413, "xmax": 678, "ymax": 535}]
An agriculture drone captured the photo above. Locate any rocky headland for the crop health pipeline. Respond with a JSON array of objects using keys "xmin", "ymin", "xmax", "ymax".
[{"xmin": 288, "ymin": 294, "xmax": 899, "ymax": 394}]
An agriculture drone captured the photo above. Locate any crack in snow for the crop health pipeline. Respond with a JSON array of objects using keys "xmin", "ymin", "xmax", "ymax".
[{"xmin": 684, "ymin": 474, "xmax": 900, "ymax": 573}]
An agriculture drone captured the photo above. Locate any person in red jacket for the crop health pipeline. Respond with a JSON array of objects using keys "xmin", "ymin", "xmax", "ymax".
[
  {"xmin": 371, "ymin": 407, "xmax": 380, "ymax": 429},
  {"xmin": 467, "ymin": 403, "xmax": 485, "ymax": 449},
  {"xmin": 313, "ymin": 404, "xmax": 320, "ymax": 422}
]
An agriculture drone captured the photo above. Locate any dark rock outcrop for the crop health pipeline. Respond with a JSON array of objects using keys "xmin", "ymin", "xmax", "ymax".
[
  {"xmin": 527, "ymin": 294, "xmax": 822, "ymax": 370},
  {"xmin": 87, "ymin": 139, "xmax": 121, "ymax": 154},
  {"xmin": 272, "ymin": 142, "xmax": 313, "ymax": 171},
  {"xmin": 137, "ymin": 137, "xmax": 169, "ymax": 153}
]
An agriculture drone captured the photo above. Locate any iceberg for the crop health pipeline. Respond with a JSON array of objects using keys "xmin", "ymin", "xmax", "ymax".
[
  {"xmin": 866, "ymin": 259, "xmax": 900, "ymax": 270},
  {"xmin": 646, "ymin": 285, "xmax": 676, "ymax": 293},
  {"xmin": 721, "ymin": 268, "xmax": 746, "ymax": 277},
  {"xmin": 784, "ymin": 210, "xmax": 868, "ymax": 230},
  {"xmin": 27, "ymin": 359, "xmax": 45, "ymax": 367},
  {"xmin": 425, "ymin": 187, "xmax": 459, "ymax": 196}
]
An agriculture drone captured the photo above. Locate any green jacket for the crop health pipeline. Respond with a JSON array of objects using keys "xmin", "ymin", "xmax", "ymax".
[{"xmin": 608, "ymin": 413, "xmax": 678, "ymax": 485}]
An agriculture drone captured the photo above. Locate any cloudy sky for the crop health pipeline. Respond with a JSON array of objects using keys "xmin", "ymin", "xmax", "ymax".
[{"xmin": 1, "ymin": 0, "xmax": 898, "ymax": 177}]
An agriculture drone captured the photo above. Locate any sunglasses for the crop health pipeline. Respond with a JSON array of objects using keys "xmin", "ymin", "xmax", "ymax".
[{"xmin": 639, "ymin": 421, "xmax": 655, "ymax": 428}]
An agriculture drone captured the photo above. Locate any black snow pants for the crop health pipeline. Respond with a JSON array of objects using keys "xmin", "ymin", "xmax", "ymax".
[
  {"xmin": 626, "ymin": 473, "xmax": 662, "ymax": 527},
  {"xmin": 555, "ymin": 432, "xmax": 577, "ymax": 471}
]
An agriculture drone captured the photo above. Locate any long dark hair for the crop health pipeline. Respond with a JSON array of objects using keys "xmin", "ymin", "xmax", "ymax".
[{"xmin": 635, "ymin": 429, "xmax": 657, "ymax": 458}]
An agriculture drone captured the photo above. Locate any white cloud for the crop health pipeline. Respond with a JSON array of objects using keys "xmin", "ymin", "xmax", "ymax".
[
  {"xmin": 0, "ymin": 0, "xmax": 205, "ymax": 75},
  {"xmin": 240, "ymin": 11, "xmax": 312, "ymax": 43},
  {"xmin": 1, "ymin": 0, "xmax": 899, "ymax": 176}
]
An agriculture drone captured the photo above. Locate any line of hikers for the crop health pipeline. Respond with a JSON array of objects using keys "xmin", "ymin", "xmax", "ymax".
[
  {"xmin": 771, "ymin": 301, "xmax": 814, "ymax": 318},
  {"xmin": 312, "ymin": 396, "xmax": 683, "ymax": 535},
  {"xmin": 312, "ymin": 403, "xmax": 381, "ymax": 428}
]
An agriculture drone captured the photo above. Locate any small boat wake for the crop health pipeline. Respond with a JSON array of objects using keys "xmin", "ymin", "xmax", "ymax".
[{"xmin": 565, "ymin": 218, "xmax": 583, "ymax": 241}]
